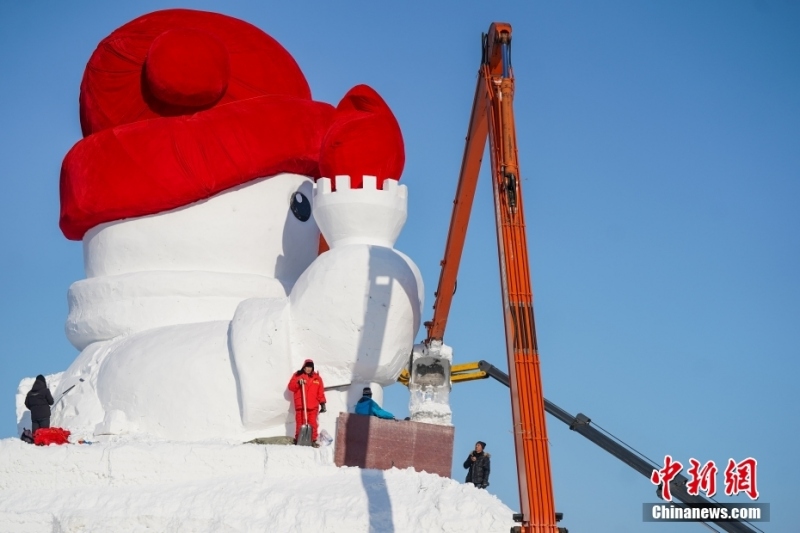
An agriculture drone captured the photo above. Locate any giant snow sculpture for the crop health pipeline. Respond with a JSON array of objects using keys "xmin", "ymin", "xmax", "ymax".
[{"xmin": 51, "ymin": 9, "xmax": 423, "ymax": 441}]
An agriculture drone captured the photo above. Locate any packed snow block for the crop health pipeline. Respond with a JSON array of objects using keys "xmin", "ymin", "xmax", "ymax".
[
  {"xmin": 334, "ymin": 412, "xmax": 454, "ymax": 478},
  {"xmin": 0, "ymin": 438, "xmax": 515, "ymax": 533},
  {"xmin": 0, "ymin": 439, "xmax": 335, "ymax": 491}
]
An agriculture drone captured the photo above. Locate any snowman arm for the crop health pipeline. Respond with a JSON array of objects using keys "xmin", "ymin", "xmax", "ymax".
[
  {"xmin": 229, "ymin": 297, "xmax": 297, "ymax": 429},
  {"xmin": 289, "ymin": 244, "xmax": 423, "ymax": 386}
]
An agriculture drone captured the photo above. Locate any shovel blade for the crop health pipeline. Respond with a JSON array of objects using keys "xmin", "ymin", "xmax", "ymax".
[{"xmin": 297, "ymin": 424, "xmax": 313, "ymax": 446}]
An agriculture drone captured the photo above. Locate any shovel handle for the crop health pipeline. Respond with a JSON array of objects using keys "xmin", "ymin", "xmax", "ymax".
[
  {"xmin": 300, "ymin": 380, "xmax": 308, "ymax": 425},
  {"xmin": 53, "ymin": 384, "xmax": 77, "ymax": 407}
]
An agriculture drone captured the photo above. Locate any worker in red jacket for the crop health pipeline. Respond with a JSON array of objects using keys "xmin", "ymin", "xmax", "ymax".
[{"xmin": 287, "ymin": 359, "xmax": 327, "ymax": 446}]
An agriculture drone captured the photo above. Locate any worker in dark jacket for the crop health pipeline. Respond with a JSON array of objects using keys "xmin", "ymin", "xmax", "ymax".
[
  {"xmin": 464, "ymin": 441, "xmax": 490, "ymax": 488},
  {"xmin": 25, "ymin": 375, "xmax": 54, "ymax": 431},
  {"xmin": 354, "ymin": 387, "xmax": 395, "ymax": 419}
]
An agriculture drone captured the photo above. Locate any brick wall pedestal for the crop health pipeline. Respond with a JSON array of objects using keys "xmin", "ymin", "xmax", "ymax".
[{"xmin": 333, "ymin": 412, "xmax": 454, "ymax": 478}]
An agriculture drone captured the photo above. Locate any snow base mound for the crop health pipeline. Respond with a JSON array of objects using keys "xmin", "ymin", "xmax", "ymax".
[{"xmin": 0, "ymin": 437, "xmax": 514, "ymax": 533}]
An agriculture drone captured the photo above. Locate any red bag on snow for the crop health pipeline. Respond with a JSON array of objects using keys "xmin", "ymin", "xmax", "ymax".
[{"xmin": 33, "ymin": 427, "xmax": 71, "ymax": 446}]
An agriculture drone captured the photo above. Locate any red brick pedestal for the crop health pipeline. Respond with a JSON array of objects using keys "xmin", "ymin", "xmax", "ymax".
[{"xmin": 333, "ymin": 412, "xmax": 454, "ymax": 478}]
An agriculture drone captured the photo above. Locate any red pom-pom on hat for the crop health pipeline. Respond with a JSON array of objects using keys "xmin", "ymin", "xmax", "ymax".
[{"xmin": 144, "ymin": 28, "xmax": 230, "ymax": 108}]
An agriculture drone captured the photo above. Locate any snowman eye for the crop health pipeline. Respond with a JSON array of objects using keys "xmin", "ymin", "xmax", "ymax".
[{"xmin": 290, "ymin": 191, "xmax": 311, "ymax": 222}]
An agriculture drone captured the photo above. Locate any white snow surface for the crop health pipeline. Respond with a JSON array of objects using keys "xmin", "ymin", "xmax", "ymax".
[{"xmin": 0, "ymin": 436, "xmax": 515, "ymax": 533}]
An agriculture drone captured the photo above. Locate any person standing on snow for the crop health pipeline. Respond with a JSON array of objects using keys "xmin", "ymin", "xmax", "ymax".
[
  {"xmin": 354, "ymin": 386, "xmax": 395, "ymax": 419},
  {"xmin": 25, "ymin": 375, "xmax": 55, "ymax": 432},
  {"xmin": 287, "ymin": 359, "xmax": 326, "ymax": 446},
  {"xmin": 464, "ymin": 441, "xmax": 491, "ymax": 489}
]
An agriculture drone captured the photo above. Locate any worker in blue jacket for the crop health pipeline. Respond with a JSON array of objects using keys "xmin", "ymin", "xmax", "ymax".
[{"xmin": 354, "ymin": 387, "xmax": 395, "ymax": 419}]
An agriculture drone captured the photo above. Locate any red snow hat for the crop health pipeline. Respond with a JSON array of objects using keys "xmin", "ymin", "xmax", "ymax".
[{"xmin": 59, "ymin": 9, "xmax": 405, "ymax": 240}]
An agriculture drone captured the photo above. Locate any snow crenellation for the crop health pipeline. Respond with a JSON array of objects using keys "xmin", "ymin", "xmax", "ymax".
[{"xmin": 0, "ymin": 437, "xmax": 515, "ymax": 533}]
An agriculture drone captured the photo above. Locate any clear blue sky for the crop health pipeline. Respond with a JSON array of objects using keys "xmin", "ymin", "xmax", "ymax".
[{"xmin": 1, "ymin": 2, "xmax": 798, "ymax": 532}]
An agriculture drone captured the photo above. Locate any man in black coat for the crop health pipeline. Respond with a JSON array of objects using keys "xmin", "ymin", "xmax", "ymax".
[
  {"xmin": 464, "ymin": 440, "xmax": 491, "ymax": 489},
  {"xmin": 25, "ymin": 375, "xmax": 54, "ymax": 431}
]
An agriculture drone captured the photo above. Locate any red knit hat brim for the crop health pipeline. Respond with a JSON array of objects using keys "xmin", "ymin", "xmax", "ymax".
[{"xmin": 60, "ymin": 95, "xmax": 335, "ymax": 240}]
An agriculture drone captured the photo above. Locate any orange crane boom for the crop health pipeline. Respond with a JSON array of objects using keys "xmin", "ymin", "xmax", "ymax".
[{"xmin": 425, "ymin": 23, "xmax": 558, "ymax": 533}]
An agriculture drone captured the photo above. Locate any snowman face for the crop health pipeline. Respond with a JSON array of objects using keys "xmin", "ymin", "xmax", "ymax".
[{"xmin": 82, "ymin": 173, "xmax": 320, "ymax": 288}]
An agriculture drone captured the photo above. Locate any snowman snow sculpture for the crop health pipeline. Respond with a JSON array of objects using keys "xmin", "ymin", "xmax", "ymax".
[{"xmin": 51, "ymin": 9, "xmax": 423, "ymax": 441}]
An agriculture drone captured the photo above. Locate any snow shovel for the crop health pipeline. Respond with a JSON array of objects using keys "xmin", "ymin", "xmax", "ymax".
[{"xmin": 297, "ymin": 379, "xmax": 313, "ymax": 446}]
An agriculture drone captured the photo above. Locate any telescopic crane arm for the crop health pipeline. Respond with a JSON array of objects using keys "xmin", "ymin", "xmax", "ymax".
[{"xmin": 424, "ymin": 23, "xmax": 558, "ymax": 533}]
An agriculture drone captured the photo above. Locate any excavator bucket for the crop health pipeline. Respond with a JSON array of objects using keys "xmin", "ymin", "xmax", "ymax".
[
  {"xmin": 410, "ymin": 356, "xmax": 450, "ymax": 389},
  {"xmin": 407, "ymin": 354, "xmax": 453, "ymax": 424}
]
